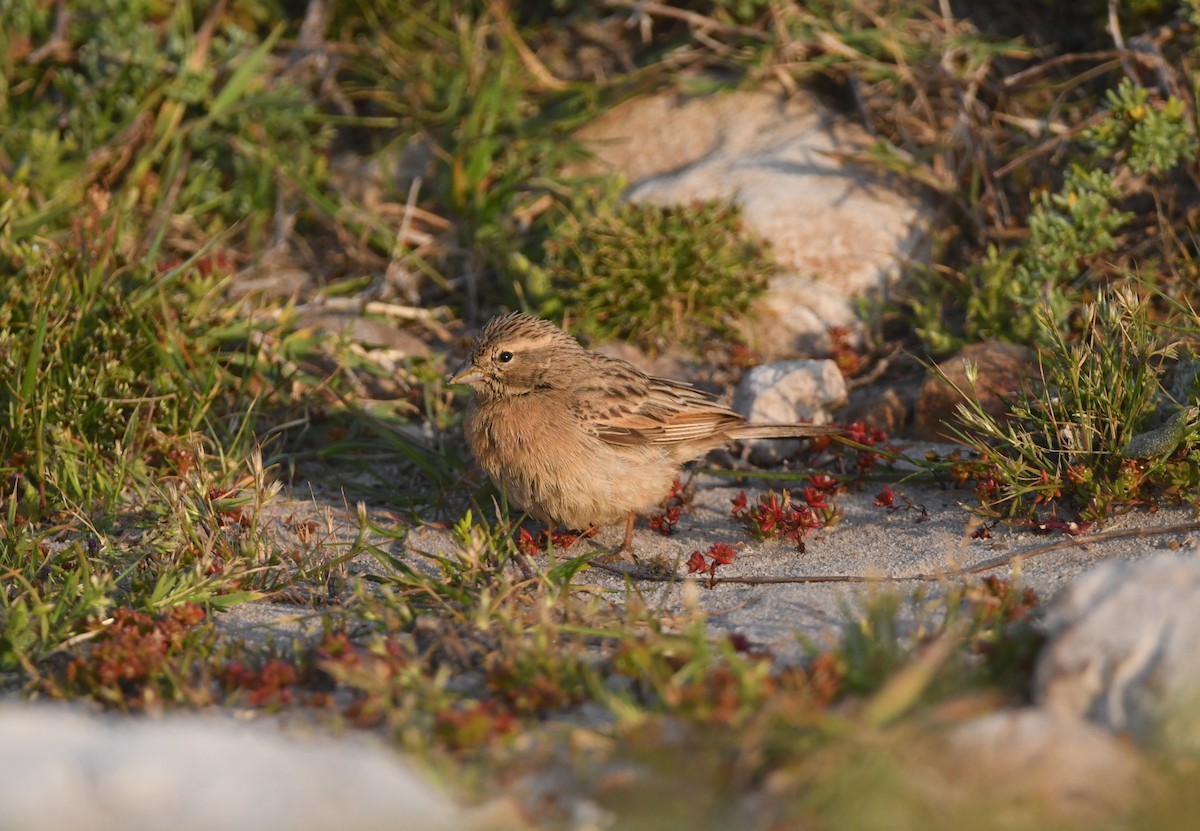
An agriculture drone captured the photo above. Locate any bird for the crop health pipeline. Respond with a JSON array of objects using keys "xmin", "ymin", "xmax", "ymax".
[{"xmin": 449, "ymin": 312, "xmax": 840, "ymax": 552}]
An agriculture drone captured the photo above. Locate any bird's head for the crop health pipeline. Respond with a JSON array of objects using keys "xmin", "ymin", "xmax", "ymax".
[{"xmin": 449, "ymin": 312, "xmax": 583, "ymax": 398}]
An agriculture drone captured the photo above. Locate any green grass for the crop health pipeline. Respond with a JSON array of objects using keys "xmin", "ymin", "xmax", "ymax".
[
  {"xmin": 5, "ymin": 1, "xmax": 1200, "ymax": 828},
  {"xmin": 947, "ymin": 290, "xmax": 1200, "ymax": 522}
]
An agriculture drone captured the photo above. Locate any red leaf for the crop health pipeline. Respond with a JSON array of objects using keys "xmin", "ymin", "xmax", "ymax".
[
  {"xmin": 802, "ymin": 486, "xmax": 828, "ymax": 508},
  {"xmin": 707, "ymin": 543, "xmax": 738, "ymax": 566},
  {"xmin": 808, "ymin": 473, "xmax": 838, "ymax": 492},
  {"xmin": 517, "ymin": 527, "xmax": 541, "ymax": 555},
  {"xmin": 730, "ymin": 491, "xmax": 748, "ymax": 517}
]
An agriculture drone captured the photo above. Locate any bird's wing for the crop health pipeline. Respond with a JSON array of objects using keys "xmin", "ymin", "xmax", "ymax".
[{"xmin": 567, "ymin": 359, "xmax": 743, "ymax": 448}]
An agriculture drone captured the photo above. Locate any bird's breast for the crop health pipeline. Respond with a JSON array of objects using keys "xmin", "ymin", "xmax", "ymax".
[{"xmin": 463, "ymin": 394, "xmax": 677, "ymax": 529}]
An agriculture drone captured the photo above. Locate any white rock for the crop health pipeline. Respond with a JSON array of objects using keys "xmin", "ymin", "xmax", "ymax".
[
  {"xmin": 744, "ymin": 273, "xmax": 865, "ymax": 359},
  {"xmin": 576, "ymin": 85, "xmax": 933, "ymax": 359},
  {"xmin": 0, "ymin": 705, "xmax": 464, "ymax": 831},
  {"xmin": 734, "ymin": 359, "xmax": 847, "ymax": 422},
  {"xmin": 732, "ymin": 359, "xmax": 845, "ymax": 463},
  {"xmin": 1034, "ymin": 553, "xmax": 1200, "ymax": 754}
]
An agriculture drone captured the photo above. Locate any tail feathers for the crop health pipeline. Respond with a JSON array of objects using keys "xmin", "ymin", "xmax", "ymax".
[{"xmin": 726, "ymin": 423, "xmax": 841, "ymax": 440}]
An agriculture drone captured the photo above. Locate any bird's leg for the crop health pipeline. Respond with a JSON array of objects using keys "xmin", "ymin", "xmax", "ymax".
[
  {"xmin": 590, "ymin": 514, "xmax": 638, "ymax": 566},
  {"xmin": 619, "ymin": 511, "xmax": 636, "ymax": 554},
  {"xmin": 512, "ymin": 550, "xmax": 537, "ymax": 580}
]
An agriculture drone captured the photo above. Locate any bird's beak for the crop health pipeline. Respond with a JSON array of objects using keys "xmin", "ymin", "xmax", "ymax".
[{"xmin": 448, "ymin": 357, "xmax": 481, "ymax": 387}]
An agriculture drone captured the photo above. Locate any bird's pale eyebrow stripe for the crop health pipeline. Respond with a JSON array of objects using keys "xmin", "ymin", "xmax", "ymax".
[{"xmin": 497, "ymin": 333, "xmax": 563, "ymax": 352}]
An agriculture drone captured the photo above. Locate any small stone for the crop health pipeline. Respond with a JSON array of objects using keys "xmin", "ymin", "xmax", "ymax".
[
  {"xmin": 296, "ymin": 311, "xmax": 433, "ymax": 355},
  {"xmin": 733, "ymin": 360, "xmax": 846, "ymax": 463},
  {"xmin": 840, "ymin": 382, "xmax": 917, "ymax": 435},
  {"xmin": 230, "ymin": 247, "xmax": 314, "ymax": 300},
  {"xmin": 913, "ymin": 341, "xmax": 1037, "ymax": 441},
  {"xmin": 1034, "ymin": 553, "xmax": 1200, "ymax": 754}
]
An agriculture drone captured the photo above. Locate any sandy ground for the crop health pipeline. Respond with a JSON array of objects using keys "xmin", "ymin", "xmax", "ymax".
[
  {"xmin": 412, "ymin": 478, "xmax": 1198, "ymax": 659},
  {"xmin": 218, "ymin": 442, "xmax": 1200, "ymax": 663}
]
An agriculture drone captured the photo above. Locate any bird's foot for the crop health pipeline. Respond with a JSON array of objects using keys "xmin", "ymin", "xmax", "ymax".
[{"xmin": 592, "ymin": 544, "xmax": 638, "ymax": 567}]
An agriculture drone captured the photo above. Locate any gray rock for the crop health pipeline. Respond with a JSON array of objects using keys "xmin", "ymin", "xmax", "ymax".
[
  {"xmin": 1034, "ymin": 554, "xmax": 1200, "ymax": 753},
  {"xmin": 732, "ymin": 359, "xmax": 845, "ymax": 463},
  {"xmin": 0, "ymin": 705, "xmax": 463, "ymax": 831}
]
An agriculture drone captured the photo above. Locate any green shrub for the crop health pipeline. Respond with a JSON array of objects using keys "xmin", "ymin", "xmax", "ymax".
[
  {"xmin": 530, "ymin": 197, "xmax": 773, "ymax": 352},
  {"xmin": 913, "ymin": 78, "xmax": 1198, "ymax": 352}
]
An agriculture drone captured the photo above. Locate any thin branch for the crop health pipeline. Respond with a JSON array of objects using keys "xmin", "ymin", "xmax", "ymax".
[
  {"xmin": 601, "ymin": 0, "xmax": 771, "ymax": 42},
  {"xmin": 993, "ymin": 111, "xmax": 1108, "ymax": 179},
  {"xmin": 486, "ymin": 0, "xmax": 569, "ymax": 92},
  {"xmin": 385, "ymin": 176, "xmax": 424, "ymax": 302}
]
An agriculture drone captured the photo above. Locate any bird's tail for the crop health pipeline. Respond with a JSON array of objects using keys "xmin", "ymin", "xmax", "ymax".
[{"xmin": 725, "ymin": 423, "xmax": 841, "ymax": 440}]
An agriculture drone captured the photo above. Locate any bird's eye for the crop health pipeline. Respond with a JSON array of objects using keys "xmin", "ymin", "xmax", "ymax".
[{"xmin": 498, "ymin": 351, "xmax": 514, "ymax": 363}]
